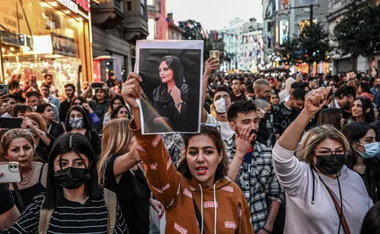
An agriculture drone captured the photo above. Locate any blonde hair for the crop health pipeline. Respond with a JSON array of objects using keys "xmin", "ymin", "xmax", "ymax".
[
  {"xmin": 297, "ymin": 124, "xmax": 350, "ymax": 163},
  {"xmin": 24, "ymin": 112, "xmax": 48, "ymax": 133},
  {"xmin": 97, "ymin": 118, "xmax": 133, "ymax": 184},
  {"xmin": 0, "ymin": 129, "xmax": 35, "ymax": 161}
]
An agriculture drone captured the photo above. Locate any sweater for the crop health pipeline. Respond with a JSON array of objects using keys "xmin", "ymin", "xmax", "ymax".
[
  {"xmin": 130, "ymin": 119, "xmax": 254, "ymax": 234},
  {"xmin": 272, "ymin": 143, "xmax": 373, "ymax": 234}
]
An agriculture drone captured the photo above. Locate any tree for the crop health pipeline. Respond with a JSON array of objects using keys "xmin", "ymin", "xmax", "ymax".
[
  {"xmin": 334, "ymin": 1, "xmax": 380, "ymax": 70},
  {"xmin": 298, "ymin": 22, "xmax": 332, "ymax": 72},
  {"xmin": 275, "ymin": 37, "xmax": 302, "ymax": 66}
]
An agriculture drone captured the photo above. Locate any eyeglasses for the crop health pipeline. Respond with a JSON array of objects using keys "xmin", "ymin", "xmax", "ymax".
[
  {"xmin": 73, "ymin": 102, "xmax": 82, "ymax": 106},
  {"xmin": 314, "ymin": 149, "xmax": 348, "ymax": 156}
]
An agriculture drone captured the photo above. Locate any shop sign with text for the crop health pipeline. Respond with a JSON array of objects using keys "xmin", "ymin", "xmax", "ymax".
[{"xmin": 57, "ymin": 0, "xmax": 90, "ymax": 13}]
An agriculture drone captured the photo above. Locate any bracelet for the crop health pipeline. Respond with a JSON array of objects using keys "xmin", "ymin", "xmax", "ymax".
[{"xmin": 262, "ymin": 227, "xmax": 272, "ymax": 234}]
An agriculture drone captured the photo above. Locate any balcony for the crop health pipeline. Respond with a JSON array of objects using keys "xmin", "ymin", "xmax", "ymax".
[
  {"xmin": 122, "ymin": 0, "xmax": 149, "ymax": 43},
  {"xmin": 91, "ymin": 0, "xmax": 127, "ymax": 29}
]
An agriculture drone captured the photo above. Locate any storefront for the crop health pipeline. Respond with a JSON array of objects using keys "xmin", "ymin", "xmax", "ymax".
[{"xmin": 0, "ymin": 0, "xmax": 92, "ymax": 95}]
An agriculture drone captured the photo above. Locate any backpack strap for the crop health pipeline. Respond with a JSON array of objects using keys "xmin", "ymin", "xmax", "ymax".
[
  {"xmin": 104, "ymin": 188, "xmax": 117, "ymax": 234},
  {"xmin": 38, "ymin": 197, "xmax": 54, "ymax": 234}
]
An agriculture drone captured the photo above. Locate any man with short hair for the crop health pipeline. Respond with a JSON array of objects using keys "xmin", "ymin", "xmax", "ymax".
[
  {"xmin": 273, "ymin": 88, "xmax": 307, "ymax": 136},
  {"xmin": 308, "ymin": 77, "xmax": 319, "ymax": 90},
  {"xmin": 253, "ymin": 79, "xmax": 271, "ymax": 100},
  {"xmin": 44, "ymin": 74, "xmax": 58, "ymax": 97},
  {"xmin": 8, "ymin": 80, "xmax": 25, "ymax": 103},
  {"xmin": 371, "ymin": 77, "xmax": 380, "ymax": 105},
  {"xmin": 226, "ymin": 100, "xmax": 283, "ymax": 233},
  {"xmin": 230, "ymin": 77, "xmax": 246, "ymax": 102},
  {"xmin": 26, "ymin": 91, "xmax": 59, "ymax": 121},
  {"xmin": 60, "ymin": 83, "xmax": 76, "ymax": 123},
  {"xmin": 202, "ymin": 86, "xmax": 234, "ymax": 140},
  {"xmin": 40, "ymin": 83, "xmax": 60, "ymax": 110},
  {"xmin": 335, "ymin": 85, "xmax": 356, "ymax": 122}
]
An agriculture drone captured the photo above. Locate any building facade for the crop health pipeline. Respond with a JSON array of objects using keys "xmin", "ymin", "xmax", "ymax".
[
  {"xmin": 0, "ymin": 0, "xmax": 93, "ymax": 91},
  {"xmin": 91, "ymin": 0, "xmax": 148, "ymax": 82},
  {"xmin": 220, "ymin": 17, "xmax": 263, "ymax": 72},
  {"xmin": 147, "ymin": 0, "xmax": 184, "ymax": 40}
]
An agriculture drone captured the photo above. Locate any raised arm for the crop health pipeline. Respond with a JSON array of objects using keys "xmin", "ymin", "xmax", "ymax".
[
  {"xmin": 201, "ymin": 58, "xmax": 220, "ymax": 123},
  {"xmin": 122, "ymin": 73, "xmax": 182, "ymax": 209}
]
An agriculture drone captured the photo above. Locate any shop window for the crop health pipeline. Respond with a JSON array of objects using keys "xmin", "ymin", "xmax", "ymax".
[
  {"xmin": 140, "ymin": 3, "xmax": 145, "ymax": 16},
  {"xmin": 127, "ymin": 1, "xmax": 132, "ymax": 11}
]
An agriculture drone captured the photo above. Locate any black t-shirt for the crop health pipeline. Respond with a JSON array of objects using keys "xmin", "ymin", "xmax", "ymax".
[
  {"xmin": 105, "ymin": 155, "xmax": 150, "ymax": 234},
  {"xmin": 273, "ymin": 103, "xmax": 300, "ymax": 135},
  {"xmin": 0, "ymin": 184, "xmax": 14, "ymax": 215},
  {"xmin": 230, "ymin": 91, "xmax": 247, "ymax": 103}
]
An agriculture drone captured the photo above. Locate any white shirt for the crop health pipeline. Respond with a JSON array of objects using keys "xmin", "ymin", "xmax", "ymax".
[{"xmin": 206, "ymin": 114, "xmax": 234, "ymax": 140}]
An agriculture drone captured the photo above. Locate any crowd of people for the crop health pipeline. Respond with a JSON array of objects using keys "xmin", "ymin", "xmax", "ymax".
[{"xmin": 1, "ymin": 58, "xmax": 380, "ymax": 234}]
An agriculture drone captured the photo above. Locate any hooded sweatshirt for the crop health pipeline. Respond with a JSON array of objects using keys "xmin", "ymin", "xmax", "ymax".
[{"xmin": 130, "ymin": 120, "xmax": 254, "ymax": 234}]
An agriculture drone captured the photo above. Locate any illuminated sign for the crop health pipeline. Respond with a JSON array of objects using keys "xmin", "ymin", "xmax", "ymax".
[{"xmin": 56, "ymin": 0, "xmax": 90, "ymax": 13}]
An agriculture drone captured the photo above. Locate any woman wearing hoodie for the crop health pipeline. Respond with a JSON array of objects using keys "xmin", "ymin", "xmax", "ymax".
[
  {"xmin": 273, "ymin": 87, "xmax": 373, "ymax": 234},
  {"xmin": 122, "ymin": 70, "xmax": 254, "ymax": 234}
]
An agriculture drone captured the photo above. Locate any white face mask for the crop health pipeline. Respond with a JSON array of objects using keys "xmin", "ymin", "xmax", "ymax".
[{"xmin": 214, "ymin": 98, "xmax": 227, "ymax": 113}]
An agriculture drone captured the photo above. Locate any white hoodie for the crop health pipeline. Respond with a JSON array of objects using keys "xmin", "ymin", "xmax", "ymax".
[{"xmin": 272, "ymin": 143, "xmax": 373, "ymax": 234}]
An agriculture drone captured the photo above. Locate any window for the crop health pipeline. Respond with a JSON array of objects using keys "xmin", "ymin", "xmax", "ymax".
[
  {"xmin": 140, "ymin": 3, "xmax": 145, "ymax": 16},
  {"xmin": 267, "ymin": 22, "xmax": 272, "ymax": 32},
  {"xmin": 127, "ymin": 1, "xmax": 132, "ymax": 11}
]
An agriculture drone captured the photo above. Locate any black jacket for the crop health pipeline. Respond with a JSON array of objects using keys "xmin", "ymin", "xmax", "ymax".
[{"xmin": 48, "ymin": 121, "xmax": 65, "ymax": 140}]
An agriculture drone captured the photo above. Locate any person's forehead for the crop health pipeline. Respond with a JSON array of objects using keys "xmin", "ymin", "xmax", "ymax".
[
  {"xmin": 237, "ymin": 111, "xmax": 259, "ymax": 120},
  {"xmin": 55, "ymin": 152, "xmax": 88, "ymax": 162},
  {"xmin": 214, "ymin": 91, "xmax": 230, "ymax": 97}
]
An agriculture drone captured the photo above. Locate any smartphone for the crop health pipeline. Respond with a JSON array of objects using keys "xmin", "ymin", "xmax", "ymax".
[
  {"xmin": 92, "ymin": 83, "xmax": 103, "ymax": 89},
  {"xmin": 0, "ymin": 85, "xmax": 8, "ymax": 96},
  {"xmin": 210, "ymin": 50, "xmax": 220, "ymax": 60},
  {"xmin": 0, "ymin": 162, "xmax": 21, "ymax": 183},
  {"xmin": 0, "ymin": 118, "xmax": 22, "ymax": 129}
]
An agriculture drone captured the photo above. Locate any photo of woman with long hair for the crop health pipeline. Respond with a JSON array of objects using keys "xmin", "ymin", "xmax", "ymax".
[{"xmin": 151, "ymin": 55, "xmax": 189, "ymax": 132}]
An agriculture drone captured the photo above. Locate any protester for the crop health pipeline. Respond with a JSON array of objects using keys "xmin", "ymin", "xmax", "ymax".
[
  {"xmin": 12, "ymin": 105, "xmax": 32, "ymax": 118},
  {"xmin": 65, "ymin": 106, "xmax": 100, "ymax": 158},
  {"xmin": 35, "ymin": 103, "xmax": 65, "ymax": 139},
  {"xmin": 1, "ymin": 129, "xmax": 47, "ymax": 213},
  {"xmin": 71, "ymin": 96, "xmax": 101, "ymax": 125},
  {"xmin": 226, "ymin": 100, "xmax": 283, "ymax": 233},
  {"xmin": 40, "ymin": 83, "xmax": 60, "ymax": 110},
  {"xmin": 103, "ymin": 96, "xmax": 126, "ymax": 126},
  {"xmin": 317, "ymin": 108, "xmax": 344, "ymax": 130},
  {"xmin": 335, "ymin": 85, "xmax": 356, "ymax": 122},
  {"xmin": 361, "ymin": 201, "xmax": 380, "ymax": 234},
  {"xmin": 44, "ymin": 74, "xmax": 58, "ymax": 97},
  {"xmin": 253, "ymin": 78, "xmax": 271, "ymax": 100},
  {"xmin": 26, "ymin": 91, "xmax": 59, "ymax": 121},
  {"xmin": 342, "ymin": 122, "xmax": 380, "ymax": 202},
  {"xmin": 98, "ymin": 119, "xmax": 162, "ymax": 234},
  {"xmin": 269, "ymin": 92, "xmax": 280, "ymax": 105},
  {"xmin": 1, "ymin": 133, "xmax": 127, "ymax": 233},
  {"xmin": 22, "ymin": 113, "xmax": 53, "ymax": 163},
  {"xmin": 273, "ymin": 87, "xmax": 373, "ymax": 234},
  {"xmin": 111, "ymin": 105, "xmax": 130, "ymax": 120},
  {"xmin": 122, "ymin": 72, "xmax": 254, "ymax": 233},
  {"xmin": 230, "ymin": 77, "xmax": 246, "ymax": 102},
  {"xmin": 352, "ymin": 97, "xmax": 375, "ymax": 123},
  {"xmin": 59, "ymin": 83, "xmax": 76, "ymax": 124}
]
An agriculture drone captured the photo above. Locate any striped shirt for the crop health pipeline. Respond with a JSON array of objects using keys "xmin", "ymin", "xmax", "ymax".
[{"xmin": 1, "ymin": 193, "xmax": 128, "ymax": 234}]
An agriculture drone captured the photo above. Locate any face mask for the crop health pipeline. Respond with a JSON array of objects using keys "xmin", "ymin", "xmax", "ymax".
[
  {"xmin": 69, "ymin": 117, "xmax": 84, "ymax": 129},
  {"xmin": 214, "ymin": 98, "xmax": 227, "ymax": 113},
  {"xmin": 356, "ymin": 142, "xmax": 380, "ymax": 159},
  {"xmin": 54, "ymin": 167, "xmax": 91, "ymax": 190},
  {"xmin": 314, "ymin": 154, "xmax": 345, "ymax": 175}
]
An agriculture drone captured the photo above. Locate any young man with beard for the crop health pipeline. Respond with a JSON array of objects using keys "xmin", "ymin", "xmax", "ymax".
[
  {"xmin": 226, "ymin": 100, "xmax": 284, "ymax": 234},
  {"xmin": 370, "ymin": 77, "xmax": 380, "ymax": 106},
  {"xmin": 59, "ymin": 84, "xmax": 76, "ymax": 123},
  {"xmin": 273, "ymin": 88, "xmax": 307, "ymax": 136},
  {"xmin": 8, "ymin": 80, "xmax": 25, "ymax": 103},
  {"xmin": 40, "ymin": 83, "xmax": 60, "ymax": 110},
  {"xmin": 230, "ymin": 77, "xmax": 246, "ymax": 102},
  {"xmin": 335, "ymin": 85, "xmax": 356, "ymax": 122},
  {"xmin": 26, "ymin": 91, "xmax": 59, "ymax": 121},
  {"xmin": 44, "ymin": 74, "xmax": 58, "ymax": 97}
]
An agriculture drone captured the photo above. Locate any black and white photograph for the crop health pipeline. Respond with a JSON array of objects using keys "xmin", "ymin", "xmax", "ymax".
[{"xmin": 136, "ymin": 40, "xmax": 204, "ymax": 134}]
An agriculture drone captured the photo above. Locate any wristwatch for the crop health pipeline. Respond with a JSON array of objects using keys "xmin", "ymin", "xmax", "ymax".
[{"xmin": 175, "ymin": 101, "xmax": 184, "ymax": 107}]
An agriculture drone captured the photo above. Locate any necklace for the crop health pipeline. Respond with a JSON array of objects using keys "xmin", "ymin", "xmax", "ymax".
[{"xmin": 19, "ymin": 163, "xmax": 34, "ymax": 185}]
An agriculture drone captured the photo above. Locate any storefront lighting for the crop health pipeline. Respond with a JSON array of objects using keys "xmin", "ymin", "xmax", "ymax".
[
  {"xmin": 50, "ymin": 2, "xmax": 58, "ymax": 7},
  {"xmin": 64, "ymin": 10, "xmax": 71, "ymax": 14},
  {"xmin": 5, "ymin": 62, "xmax": 10, "ymax": 68},
  {"xmin": 40, "ymin": 2, "xmax": 50, "ymax": 8}
]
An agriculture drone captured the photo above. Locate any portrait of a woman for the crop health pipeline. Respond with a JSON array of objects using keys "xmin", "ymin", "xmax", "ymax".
[{"xmin": 151, "ymin": 55, "xmax": 189, "ymax": 131}]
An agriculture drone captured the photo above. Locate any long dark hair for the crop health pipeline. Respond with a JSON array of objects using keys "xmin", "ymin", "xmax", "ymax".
[
  {"xmin": 42, "ymin": 133, "xmax": 101, "ymax": 209},
  {"xmin": 35, "ymin": 103, "xmax": 53, "ymax": 114},
  {"xmin": 177, "ymin": 125, "xmax": 229, "ymax": 183},
  {"xmin": 354, "ymin": 97, "xmax": 375, "ymax": 123},
  {"xmin": 65, "ymin": 106, "xmax": 92, "ymax": 131},
  {"xmin": 361, "ymin": 201, "xmax": 380, "ymax": 234},
  {"xmin": 159, "ymin": 55, "xmax": 185, "ymax": 88},
  {"xmin": 71, "ymin": 96, "xmax": 87, "ymax": 107},
  {"xmin": 111, "ymin": 105, "xmax": 130, "ymax": 119},
  {"xmin": 317, "ymin": 108, "xmax": 342, "ymax": 130}
]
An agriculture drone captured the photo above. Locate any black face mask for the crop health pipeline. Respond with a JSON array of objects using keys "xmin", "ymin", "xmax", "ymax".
[
  {"xmin": 54, "ymin": 167, "xmax": 91, "ymax": 190},
  {"xmin": 314, "ymin": 154, "xmax": 346, "ymax": 175}
]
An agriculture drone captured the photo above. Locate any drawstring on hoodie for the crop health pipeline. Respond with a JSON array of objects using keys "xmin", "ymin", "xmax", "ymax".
[
  {"xmin": 197, "ymin": 183, "xmax": 218, "ymax": 234},
  {"xmin": 199, "ymin": 184, "xmax": 204, "ymax": 234},
  {"xmin": 213, "ymin": 184, "xmax": 217, "ymax": 234}
]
